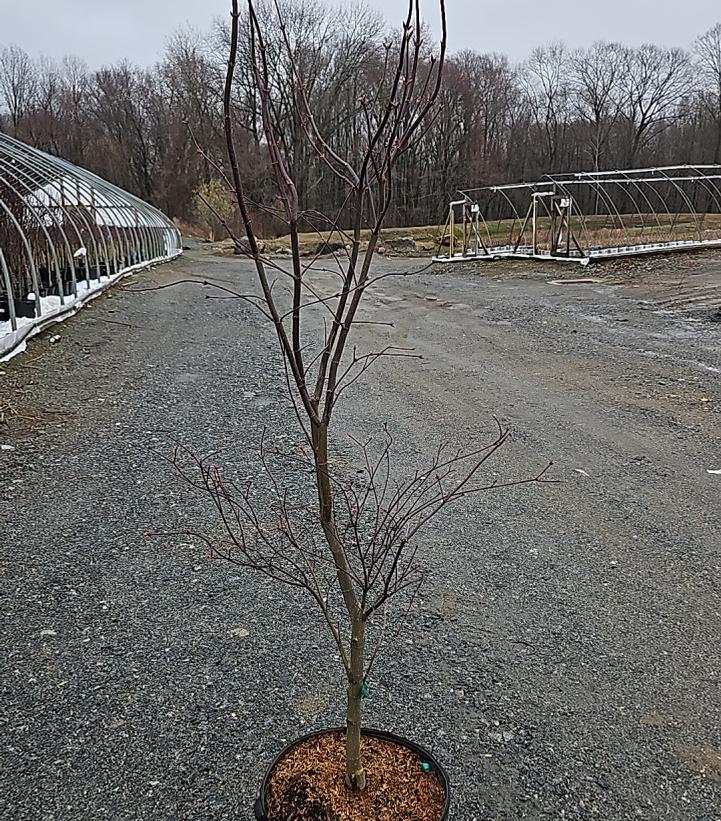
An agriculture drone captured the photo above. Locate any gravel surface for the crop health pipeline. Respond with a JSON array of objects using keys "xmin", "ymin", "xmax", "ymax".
[{"xmin": 1, "ymin": 249, "xmax": 720, "ymax": 820}]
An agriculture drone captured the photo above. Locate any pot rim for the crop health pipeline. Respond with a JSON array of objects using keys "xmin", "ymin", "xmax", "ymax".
[{"xmin": 254, "ymin": 726, "xmax": 450, "ymax": 821}]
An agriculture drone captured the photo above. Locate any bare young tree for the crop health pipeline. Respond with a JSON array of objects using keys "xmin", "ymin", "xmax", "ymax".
[{"xmin": 157, "ymin": 0, "xmax": 551, "ymax": 798}]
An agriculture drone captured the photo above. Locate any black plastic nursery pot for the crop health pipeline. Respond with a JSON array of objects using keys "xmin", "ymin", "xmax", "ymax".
[
  {"xmin": 253, "ymin": 727, "xmax": 450, "ymax": 821},
  {"xmin": 47, "ymin": 280, "xmax": 76, "ymax": 297},
  {"xmin": 0, "ymin": 297, "xmax": 38, "ymax": 320}
]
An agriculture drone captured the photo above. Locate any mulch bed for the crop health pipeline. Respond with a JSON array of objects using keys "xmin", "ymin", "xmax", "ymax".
[{"xmin": 265, "ymin": 731, "xmax": 446, "ymax": 821}]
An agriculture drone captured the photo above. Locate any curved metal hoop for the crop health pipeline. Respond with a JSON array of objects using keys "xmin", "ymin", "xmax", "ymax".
[
  {"xmin": 0, "ymin": 134, "xmax": 181, "ymax": 341},
  {"xmin": 444, "ymin": 164, "xmax": 721, "ymax": 263}
]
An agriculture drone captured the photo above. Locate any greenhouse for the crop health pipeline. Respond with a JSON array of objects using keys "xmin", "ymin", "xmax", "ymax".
[
  {"xmin": 437, "ymin": 166, "xmax": 721, "ymax": 265},
  {"xmin": 0, "ymin": 133, "xmax": 181, "ymax": 358}
]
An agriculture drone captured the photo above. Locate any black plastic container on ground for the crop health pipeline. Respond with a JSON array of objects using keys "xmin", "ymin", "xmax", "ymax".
[
  {"xmin": 253, "ymin": 727, "xmax": 450, "ymax": 821},
  {"xmin": 0, "ymin": 298, "xmax": 38, "ymax": 320},
  {"xmin": 47, "ymin": 280, "xmax": 76, "ymax": 298}
]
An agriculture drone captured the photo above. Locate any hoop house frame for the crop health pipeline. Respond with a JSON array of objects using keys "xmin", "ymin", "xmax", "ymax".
[
  {"xmin": 0, "ymin": 134, "xmax": 182, "ymax": 359},
  {"xmin": 436, "ymin": 165, "xmax": 721, "ymax": 265}
]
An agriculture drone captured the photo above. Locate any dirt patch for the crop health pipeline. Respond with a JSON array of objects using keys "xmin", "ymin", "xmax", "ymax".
[
  {"xmin": 0, "ymin": 398, "xmax": 74, "ymax": 438},
  {"xmin": 639, "ymin": 710, "xmax": 702, "ymax": 728},
  {"xmin": 266, "ymin": 731, "xmax": 446, "ymax": 821},
  {"xmin": 678, "ymin": 745, "xmax": 721, "ymax": 782},
  {"xmin": 294, "ymin": 692, "xmax": 333, "ymax": 723}
]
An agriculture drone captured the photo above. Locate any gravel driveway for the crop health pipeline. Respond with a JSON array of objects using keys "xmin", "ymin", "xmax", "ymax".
[{"xmin": 1, "ymin": 248, "xmax": 720, "ymax": 820}]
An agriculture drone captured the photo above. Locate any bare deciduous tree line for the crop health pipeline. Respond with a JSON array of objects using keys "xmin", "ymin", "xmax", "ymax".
[{"xmin": 1, "ymin": 3, "xmax": 720, "ymax": 232}]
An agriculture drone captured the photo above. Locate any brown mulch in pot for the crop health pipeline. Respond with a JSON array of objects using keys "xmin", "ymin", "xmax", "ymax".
[{"xmin": 265, "ymin": 731, "xmax": 446, "ymax": 821}]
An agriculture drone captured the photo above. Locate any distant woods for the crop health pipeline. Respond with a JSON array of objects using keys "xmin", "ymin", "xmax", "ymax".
[{"xmin": 1, "ymin": 2, "xmax": 720, "ymax": 234}]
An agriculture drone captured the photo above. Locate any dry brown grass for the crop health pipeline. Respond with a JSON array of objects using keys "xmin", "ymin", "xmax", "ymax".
[
  {"xmin": 207, "ymin": 213, "xmax": 721, "ymax": 257},
  {"xmin": 212, "ymin": 224, "xmax": 446, "ymax": 257}
]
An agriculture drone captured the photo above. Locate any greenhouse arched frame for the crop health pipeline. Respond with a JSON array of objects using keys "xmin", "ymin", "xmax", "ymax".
[
  {"xmin": 0, "ymin": 133, "xmax": 182, "ymax": 359},
  {"xmin": 436, "ymin": 166, "xmax": 721, "ymax": 265}
]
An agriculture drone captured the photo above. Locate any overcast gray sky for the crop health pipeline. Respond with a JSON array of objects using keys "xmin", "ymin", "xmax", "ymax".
[{"xmin": 2, "ymin": 1, "xmax": 719, "ymax": 66}]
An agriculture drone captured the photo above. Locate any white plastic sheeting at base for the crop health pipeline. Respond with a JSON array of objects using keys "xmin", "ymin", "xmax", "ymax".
[
  {"xmin": 432, "ymin": 236, "xmax": 721, "ymax": 267},
  {"xmin": 0, "ymin": 251, "xmax": 181, "ymax": 362}
]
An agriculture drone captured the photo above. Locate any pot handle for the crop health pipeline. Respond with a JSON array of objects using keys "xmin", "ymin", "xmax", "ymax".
[{"xmin": 253, "ymin": 797, "xmax": 267, "ymax": 820}]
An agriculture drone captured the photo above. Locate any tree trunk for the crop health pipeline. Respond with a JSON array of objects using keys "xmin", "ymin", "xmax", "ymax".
[
  {"xmin": 345, "ymin": 613, "xmax": 366, "ymax": 790},
  {"xmin": 310, "ymin": 419, "xmax": 367, "ymax": 790}
]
